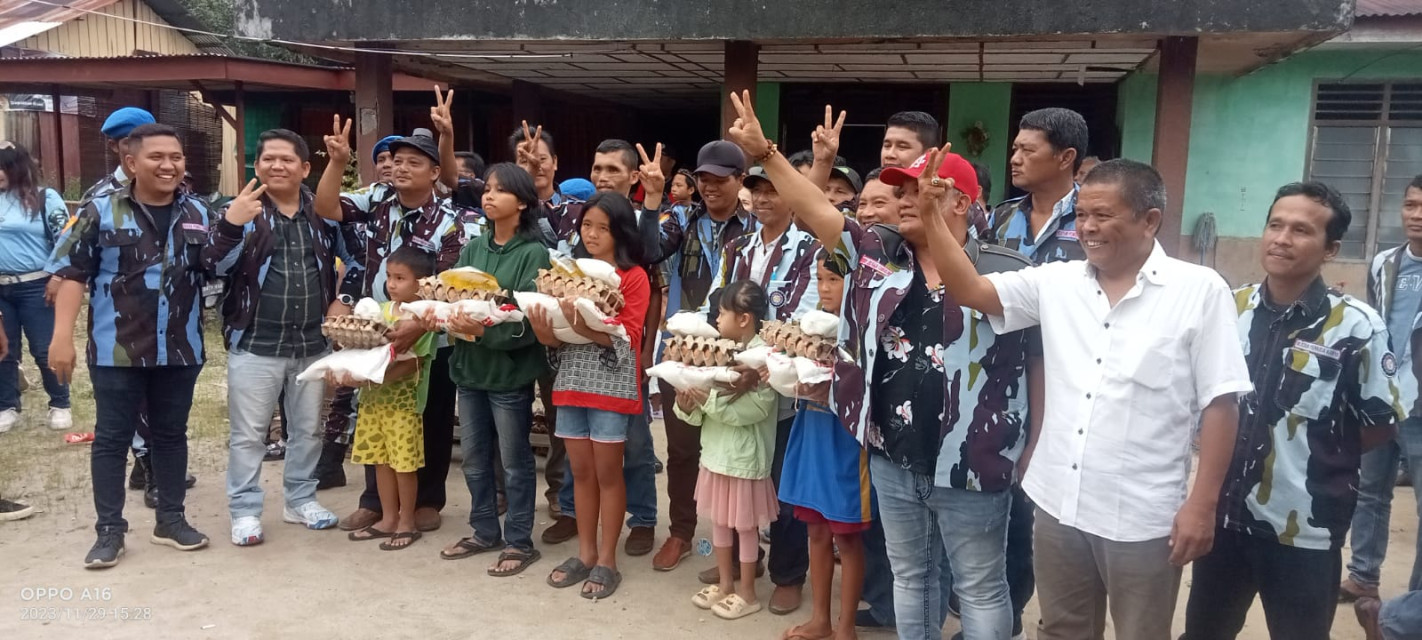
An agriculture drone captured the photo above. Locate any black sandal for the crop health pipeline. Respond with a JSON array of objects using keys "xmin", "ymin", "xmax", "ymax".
[
  {"xmin": 379, "ymin": 531, "xmax": 422, "ymax": 551},
  {"xmin": 581, "ymin": 565, "xmax": 622, "ymax": 600},
  {"xmin": 488, "ymin": 547, "xmax": 542, "ymax": 577},
  {"xmin": 347, "ymin": 525, "xmax": 393, "ymax": 542},
  {"xmin": 547, "ymin": 557, "xmax": 592, "ymax": 588},
  {"xmin": 440, "ymin": 536, "xmax": 502, "ymax": 560}
]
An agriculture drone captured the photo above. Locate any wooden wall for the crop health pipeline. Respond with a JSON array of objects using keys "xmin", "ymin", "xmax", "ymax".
[{"xmin": 19, "ymin": 0, "xmax": 201, "ymax": 58}]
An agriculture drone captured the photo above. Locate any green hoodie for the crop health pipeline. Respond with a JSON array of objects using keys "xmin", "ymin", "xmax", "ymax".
[{"xmin": 446, "ymin": 232, "xmax": 551, "ymax": 391}]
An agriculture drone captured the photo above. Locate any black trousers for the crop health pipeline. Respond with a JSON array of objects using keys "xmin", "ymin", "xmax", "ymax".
[
  {"xmin": 358, "ymin": 347, "xmax": 457, "ymax": 511},
  {"xmin": 1182, "ymin": 527, "xmax": 1341, "ymax": 640},
  {"xmin": 91, "ymin": 365, "xmax": 202, "ymax": 531}
]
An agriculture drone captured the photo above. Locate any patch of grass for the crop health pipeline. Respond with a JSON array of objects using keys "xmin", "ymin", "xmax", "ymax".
[{"xmin": 0, "ymin": 308, "xmax": 233, "ymax": 514}]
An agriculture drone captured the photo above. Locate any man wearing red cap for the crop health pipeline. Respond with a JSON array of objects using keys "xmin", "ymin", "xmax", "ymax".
[
  {"xmin": 725, "ymin": 91, "xmax": 1040, "ymax": 640},
  {"xmin": 922, "ymin": 157, "xmax": 1251, "ymax": 640}
]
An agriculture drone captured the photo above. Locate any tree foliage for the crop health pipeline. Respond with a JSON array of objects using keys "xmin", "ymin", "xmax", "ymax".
[{"xmin": 177, "ymin": 0, "xmax": 316, "ymax": 64}]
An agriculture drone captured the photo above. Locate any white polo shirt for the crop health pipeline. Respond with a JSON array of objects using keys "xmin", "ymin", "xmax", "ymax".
[{"xmin": 984, "ymin": 241, "xmax": 1252, "ymax": 542}]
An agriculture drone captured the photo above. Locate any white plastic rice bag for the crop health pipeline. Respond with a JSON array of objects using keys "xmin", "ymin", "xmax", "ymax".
[
  {"xmin": 297, "ymin": 346, "xmax": 394, "ymax": 385},
  {"xmin": 512, "ymin": 291, "xmax": 592, "ymax": 344},
  {"xmin": 352, "ymin": 297, "xmax": 383, "ymax": 320},
  {"xmin": 798, "ymin": 310, "xmax": 841, "ymax": 339},
  {"xmin": 765, "ymin": 351, "xmax": 800, "ymax": 397},
  {"xmin": 734, "ymin": 345, "xmax": 773, "ymax": 370},
  {"xmin": 666, "ymin": 312, "xmax": 720, "ymax": 338},
  {"xmin": 794, "ymin": 356, "xmax": 832, "ymax": 385},
  {"xmin": 574, "ymin": 258, "xmax": 622, "ymax": 287},
  {"xmin": 646, "ymin": 362, "xmax": 739, "ymax": 391},
  {"xmin": 574, "ymin": 297, "xmax": 629, "ymax": 342}
]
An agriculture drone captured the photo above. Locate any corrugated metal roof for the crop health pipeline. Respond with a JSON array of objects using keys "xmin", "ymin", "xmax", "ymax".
[{"xmin": 1357, "ymin": 0, "xmax": 1422, "ymax": 17}]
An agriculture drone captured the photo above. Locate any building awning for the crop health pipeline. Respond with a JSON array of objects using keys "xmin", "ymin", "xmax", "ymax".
[{"xmin": 0, "ymin": 53, "xmax": 441, "ymax": 95}]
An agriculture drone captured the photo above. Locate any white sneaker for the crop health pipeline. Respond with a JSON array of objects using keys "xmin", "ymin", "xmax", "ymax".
[
  {"xmin": 283, "ymin": 501, "xmax": 338, "ymax": 530},
  {"xmin": 0, "ymin": 409, "xmax": 18, "ymax": 434},
  {"xmin": 231, "ymin": 516, "xmax": 264, "ymax": 546},
  {"xmin": 48, "ymin": 407, "xmax": 72, "ymax": 431}
]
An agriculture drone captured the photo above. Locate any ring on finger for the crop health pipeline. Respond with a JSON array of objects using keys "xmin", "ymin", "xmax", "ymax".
[{"xmin": 931, "ymin": 177, "xmax": 943, "ymax": 187}]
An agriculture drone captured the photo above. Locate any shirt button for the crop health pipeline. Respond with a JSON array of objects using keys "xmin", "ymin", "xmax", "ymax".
[
  {"xmin": 1086, "ymin": 393, "xmax": 1092, "ymax": 399},
  {"xmin": 1078, "ymin": 429, "xmax": 1084, "ymax": 434},
  {"xmin": 1095, "ymin": 358, "xmax": 1102, "ymax": 364},
  {"xmin": 1072, "ymin": 463, "xmax": 1078, "ymax": 470},
  {"xmin": 1103, "ymin": 322, "xmax": 1110, "ymax": 328}
]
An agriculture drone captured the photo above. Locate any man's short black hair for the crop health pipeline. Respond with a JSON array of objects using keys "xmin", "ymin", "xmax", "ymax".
[
  {"xmin": 508, "ymin": 126, "xmax": 557, "ymax": 158},
  {"xmin": 386, "ymin": 244, "xmax": 436, "ymax": 279},
  {"xmin": 787, "ymin": 150, "xmax": 815, "ymax": 169},
  {"xmin": 864, "ymin": 167, "xmax": 885, "ymax": 184},
  {"xmin": 1410, "ymin": 173, "xmax": 1422, "ymax": 192},
  {"xmin": 1080, "ymin": 159, "xmax": 1166, "ymax": 221},
  {"xmin": 594, "ymin": 139, "xmax": 639, "ymax": 171},
  {"xmin": 455, "ymin": 151, "xmax": 485, "ymax": 177},
  {"xmin": 127, "ymin": 123, "xmax": 181, "ymax": 147},
  {"xmin": 971, "ymin": 161, "xmax": 991, "ymax": 203},
  {"xmin": 257, "ymin": 128, "xmax": 309, "ymax": 162},
  {"xmin": 1019, "ymin": 108, "xmax": 1089, "ymax": 172},
  {"xmin": 886, "ymin": 111, "xmax": 941, "ymax": 149},
  {"xmin": 1272, "ymin": 181, "xmax": 1352, "ymax": 245}
]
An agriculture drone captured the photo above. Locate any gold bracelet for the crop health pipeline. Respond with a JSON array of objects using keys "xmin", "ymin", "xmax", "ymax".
[{"xmin": 754, "ymin": 142, "xmax": 779, "ymax": 164}]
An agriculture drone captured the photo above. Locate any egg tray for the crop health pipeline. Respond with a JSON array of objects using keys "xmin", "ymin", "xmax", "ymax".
[
  {"xmin": 661, "ymin": 335, "xmax": 744, "ymax": 367},
  {"xmin": 761, "ymin": 320, "xmax": 838, "ymax": 362},
  {"xmin": 417, "ymin": 276, "xmax": 511, "ymax": 305},
  {"xmin": 534, "ymin": 270, "xmax": 624, "ymax": 316},
  {"xmin": 321, "ymin": 315, "xmax": 392, "ymax": 350}
]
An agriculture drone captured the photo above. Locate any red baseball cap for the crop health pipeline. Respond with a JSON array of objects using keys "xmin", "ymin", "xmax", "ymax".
[{"xmin": 879, "ymin": 151, "xmax": 980, "ymax": 202}]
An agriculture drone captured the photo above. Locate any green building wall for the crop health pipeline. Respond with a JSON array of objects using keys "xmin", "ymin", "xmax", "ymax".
[
  {"xmin": 1118, "ymin": 49, "xmax": 1422, "ymax": 239},
  {"xmin": 946, "ymin": 83, "xmax": 1012, "ymax": 203}
]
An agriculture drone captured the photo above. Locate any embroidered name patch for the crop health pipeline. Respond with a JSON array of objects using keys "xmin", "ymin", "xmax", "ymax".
[
  {"xmin": 1292, "ymin": 339, "xmax": 1342, "ymax": 361},
  {"xmin": 859, "ymin": 256, "xmax": 892, "ymax": 278},
  {"xmin": 1055, "ymin": 229, "xmax": 1078, "ymax": 241},
  {"xmin": 181, "ymin": 223, "xmax": 207, "ymax": 232},
  {"xmin": 409, "ymin": 237, "xmax": 437, "ymax": 252}
]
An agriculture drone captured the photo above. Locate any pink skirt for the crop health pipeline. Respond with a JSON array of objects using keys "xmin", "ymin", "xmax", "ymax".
[{"xmin": 694, "ymin": 466, "xmax": 779, "ymax": 531}]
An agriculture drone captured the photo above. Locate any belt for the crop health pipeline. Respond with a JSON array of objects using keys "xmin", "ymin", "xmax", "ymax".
[{"xmin": 0, "ymin": 271, "xmax": 49, "ymax": 285}]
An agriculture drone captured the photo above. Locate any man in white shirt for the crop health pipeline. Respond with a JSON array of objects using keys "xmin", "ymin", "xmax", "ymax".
[{"xmin": 923, "ymin": 156, "xmax": 1253, "ymax": 639}]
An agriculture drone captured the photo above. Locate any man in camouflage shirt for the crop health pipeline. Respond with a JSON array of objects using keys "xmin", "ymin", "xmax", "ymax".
[
  {"xmin": 49, "ymin": 124, "xmax": 219, "ymax": 568},
  {"xmin": 987, "ymin": 108, "xmax": 1088, "ymax": 263},
  {"xmin": 1183, "ymin": 182, "xmax": 1403, "ymax": 640}
]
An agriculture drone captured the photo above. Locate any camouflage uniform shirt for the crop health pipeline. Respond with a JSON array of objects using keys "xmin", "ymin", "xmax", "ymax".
[
  {"xmin": 829, "ymin": 218, "xmax": 1034, "ymax": 492},
  {"xmin": 47, "ymin": 184, "xmax": 217, "ymax": 367},
  {"xmin": 1223, "ymin": 278, "xmax": 1404, "ymax": 550},
  {"xmin": 987, "ymin": 184, "xmax": 1083, "ymax": 263},
  {"xmin": 339, "ymin": 183, "xmax": 464, "ymax": 301},
  {"xmin": 697, "ymin": 224, "xmax": 820, "ymax": 323}
]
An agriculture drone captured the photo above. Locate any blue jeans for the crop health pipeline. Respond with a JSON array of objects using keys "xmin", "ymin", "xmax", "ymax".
[
  {"xmin": 558, "ymin": 407, "xmax": 658, "ymax": 528},
  {"xmin": 872, "ymin": 455, "xmax": 1013, "ymax": 640},
  {"xmin": 1349, "ymin": 417, "xmax": 1422, "ymax": 590},
  {"xmin": 863, "ymin": 505, "xmax": 955, "ymax": 627},
  {"xmin": 225, "ymin": 350, "xmax": 328, "ymax": 518},
  {"xmin": 0, "ymin": 278, "xmax": 69, "ymax": 411},
  {"xmin": 458, "ymin": 385, "xmax": 537, "ymax": 551},
  {"xmin": 1384, "ymin": 590, "xmax": 1422, "ymax": 640},
  {"xmin": 90, "ymin": 365, "xmax": 201, "ymax": 531}
]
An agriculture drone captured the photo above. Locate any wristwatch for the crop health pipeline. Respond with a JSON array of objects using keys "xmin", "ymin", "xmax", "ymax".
[{"xmin": 337, "ymin": 294, "xmax": 355, "ymax": 307}]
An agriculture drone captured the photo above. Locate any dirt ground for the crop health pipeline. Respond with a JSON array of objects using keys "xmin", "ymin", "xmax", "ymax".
[{"xmin": 0, "ymin": 342, "xmax": 1417, "ymax": 639}]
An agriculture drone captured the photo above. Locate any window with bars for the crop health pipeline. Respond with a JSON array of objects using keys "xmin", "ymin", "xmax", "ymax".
[{"xmin": 1307, "ymin": 82, "xmax": 1422, "ymax": 259}]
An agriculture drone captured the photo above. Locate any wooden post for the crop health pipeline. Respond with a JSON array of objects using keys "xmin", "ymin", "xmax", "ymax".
[
  {"xmin": 50, "ymin": 87, "xmax": 66, "ymax": 191},
  {"xmin": 721, "ymin": 41, "xmax": 760, "ymax": 138},
  {"xmin": 234, "ymin": 80, "xmax": 247, "ymax": 184},
  {"xmin": 1151, "ymin": 36, "xmax": 1198, "ymax": 257},
  {"xmin": 354, "ymin": 51, "xmax": 394, "ymax": 186}
]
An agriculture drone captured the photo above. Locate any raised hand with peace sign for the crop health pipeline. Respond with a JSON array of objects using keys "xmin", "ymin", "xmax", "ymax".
[
  {"xmin": 915, "ymin": 145, "xmax": 957, "ymax": 235},
  {"xmin": 323, "ymin": 114, "xmax": 353, "ymax": 167},
  {"xmin": 430, "ymin": 85, "xmax": 455, "ymax": 138},
  {"xmin": 637, "ymin": 142, "xmax": 665, "ymax": 211},
  {"xmin": 514, "ymin": 120, "xmax": 544, "ymax": 176},
  {"xmin": 224, "ymin": 179, "xmax": 270, "ymax": 226},
  {"xmin": 726, "ymin": 90, "xmax": 772, "ymax": 159},
  {"xmin": 812, "ymin": 105, "xmax": 847, "ymax": 167}
]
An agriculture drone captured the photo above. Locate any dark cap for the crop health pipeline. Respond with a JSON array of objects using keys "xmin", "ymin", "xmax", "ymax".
[
  {"xmin": 830, "ymin": 166, "xmax": 863, "ymax": 193},
  {"xmin": 389, "ymin": 134, "xmax": 441, "ymax": 165},
  {"xmin": 741, "ymin": 165, "xmax": 772, "ymax": 190},
  {"xmin": 694, "ymin": 140, "xmax": 746, "ymax": 177}
]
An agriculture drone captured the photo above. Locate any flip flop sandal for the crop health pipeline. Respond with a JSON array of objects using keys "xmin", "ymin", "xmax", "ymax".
[
  {"xmin": 440, "ymin": 536, "xmax": 502, "ymax": 560},
  {"xmin": 347, "ymin": 525, "xmax": 393, "ymax": 542},
  {"xmin": 547, "ymin": 557, "xmax": 593, "ymax": 588},
  {"xmin": 488, "ymin": 548, "xmax": 542, "ymax": 577},
  {"xmin": 712, "ymin": 593, "xmax": 763, "ymax": 620},
  {"xmin": 580, "ymin": 566, "xmax": 622, "ymax": 600},
  {"xmin": 379, "ymin": 531, "xmax": 422, "ymax": 551},
  {"xmin": 691, "ymin": 585, "xmax": 726, "ymax": 609}
]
